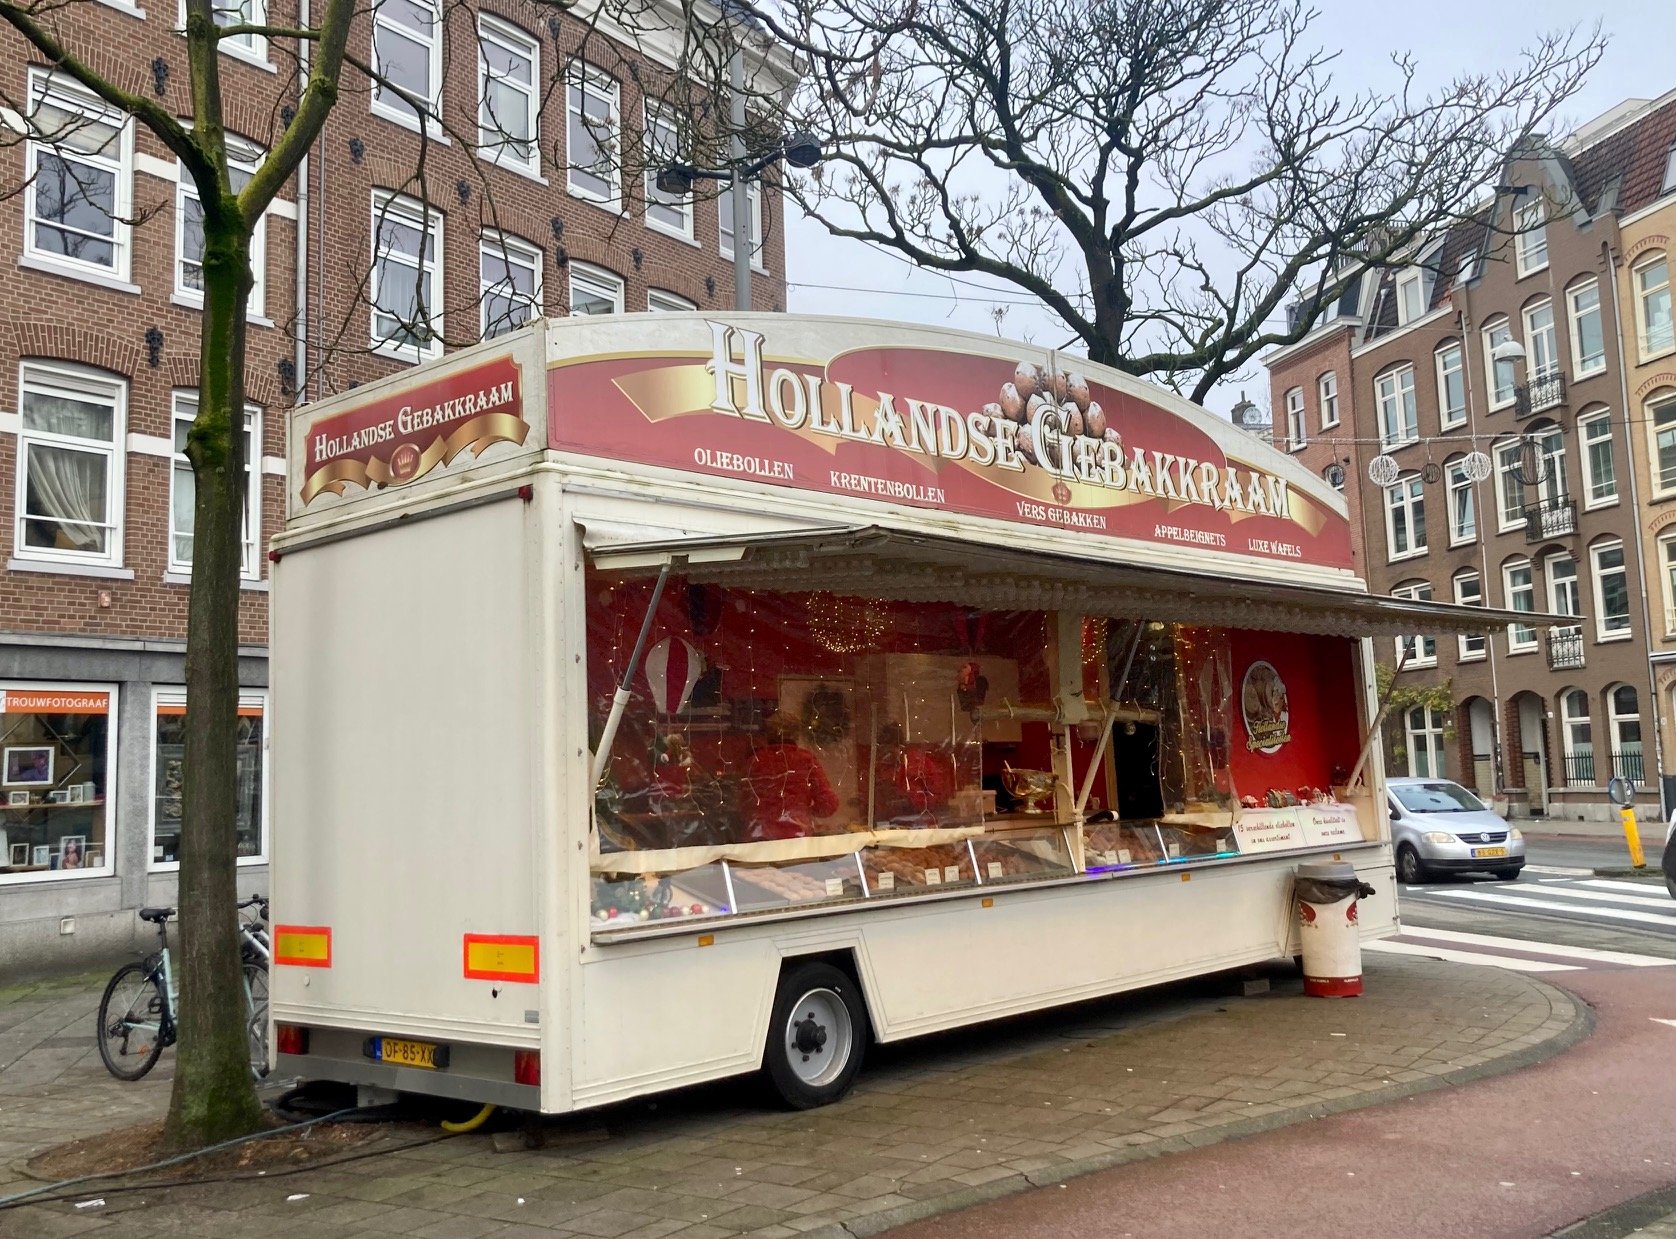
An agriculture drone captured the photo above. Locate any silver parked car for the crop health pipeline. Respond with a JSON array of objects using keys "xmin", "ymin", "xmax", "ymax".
[{"xmin": 1387, "ymin": 777, "xmax": 1525, "ymax": 884}]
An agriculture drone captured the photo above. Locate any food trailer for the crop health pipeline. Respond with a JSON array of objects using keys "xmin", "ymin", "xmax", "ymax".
[{"xmin": 269, "ymin": 313, "xmax": 1520, "ymax": 1112}]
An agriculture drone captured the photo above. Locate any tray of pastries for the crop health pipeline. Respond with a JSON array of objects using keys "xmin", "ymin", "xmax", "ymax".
[{"xmin": 862, "ymin": 843, "xmax": 976, "ymax": 893}]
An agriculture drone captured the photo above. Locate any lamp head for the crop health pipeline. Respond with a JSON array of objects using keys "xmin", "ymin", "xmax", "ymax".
[
  {"xmin": 655, "ymin": 164, "xmax": 696, "ymax": 196},
  {"xmin": 781, "ymin": 131, "xmax": 822, "ymax": 169},
  {"xmin": 1490, "ymin": 339, "xmax": 1527, "ymax": 363}
]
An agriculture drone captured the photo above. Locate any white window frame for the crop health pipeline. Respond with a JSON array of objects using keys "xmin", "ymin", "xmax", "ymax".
[
  {"xmin": 14, "ymin": 361, "xmax": 127, "ymax": 569},
  {"xmin": 174, "ymin": 135, "xmax": 266, "ymax": 316},
  {"xmin": 477, "ymin": 14, "xmax": 540, "ymax": 177},
  {"xmin": 0, "ymin": 681, "xmax": 120, "ymax": 887},
  {"xmin": 371, "ymin": 0, "xmax": 442, "ymax": 130},
  {"xmin": 569, "ymin": 262, "xmax": 624, "ymax": 315},
  {"xmin": 1590, "ymin": 539, "xmax": 1632, "ymax": 642},
  {"xmin": 1545, "ymin": 552, "xmax": 1580, "ymax": 618},
  {"xmin": 1483, "ymin": 318, "xmax": 1516, "ymax": 409},
  {"xmin": 1404, "ymin": 705, "xmax": 1447, "ymax": 778},
  {"xmin": 169, "ymin": 393, "xmax": 261, "ymax": 581},
  {"xmin": 1375, "ymin": 364, "xmax": 1418, "ymax": 449},
  {"xmin": 648, "ymin": 288, "xmax": 698, "ymax": 312},
  {"xmin": 479, "ymin": 229, "xmax": 542, "ymax": 339},
  {"xmin": 566, "ymin": 63, "xmax": 621, "ymax": 208},
  {"xmin": 1503, "ymin": 559, "xmax": 1537, "ymax": 653},
  {"xmin": 1454, "ymin": 570, "xmax": 1486, "ymax": 661},
  {"xmin": 1559, "ymin": 689, "xmax": 1593, "ymax": 784},
  {"xmin": 1384, "ymin": 473, "xmax": 1427, "ymax": 562},
  {"xmin": 719, "ymin": 179, "xmax": 765, "ymax": 272},
  {"xmin": 22, "ymin": 69, "xmax": 134, "ymax": 284},
  {"xmin": 1493, "ymin": 438, "xmax": 1527, "ymax": 533},
  {"xmin": 1566, "ymin": 278, "xmax": 1605, "ymax": 378},
  {"xmin": 1283, "ymin": 387, "xmax": 1305, "ymax": 451},
  {"xmin": 369, "ymin": 190, "xmax": 443, "ymax": 362},
  {"xmin": 1435, "ymin": 342, "xmax": 1466, "ymax": 429},
  {"xmin": 1392, "ymin": 582, "xmax": 1436, "ymax": 668},
  {"xmin": 147, "ymin": 687, "xmax": 270, "ymax": 870},
  {"xmin": 1663, "ymin": 144, "xmax": 1676, "ymax": 197},
  {"xmin": 1316, "ymin": 371, "xmax": 1338, "ymax": 430},
  {"xmin": 1445, "ymin": 458, "xmax": 1476, "ymax": 547},
  {"xmin": 1530, "ymin": 422, "xmax": 1568, "ymax": 508},
  {"xmin": 643, "ymin": 102, "xmax": 694, "ymax": 241},
  {"xmin": 1636, "ymin": 254, "xmax": 1674, "ymax": 360},
  {"xmin": 1577, "ymin": 407, "xmax": 1617, "ymax": 509},
  {"xmin": 1650, "ymin": 389, "xmax": 1676, "ymax": 498},
  {"xmin": 184, "ymin": 0, "xmax": 269, "ymax": 65},
  {"xmin": 1522, "ymin": 299, "xmax": 1559, "ymax": 381},
  {"xmin": 1514, "ymin": 198, "xmax": 1548, "ymax": 277},
  {"xmin": 1396, "ymin": 269, "xmax": 1425, "ymax": 325},
  {"xmin": 1659, "ymin": 530, "xmax": 1676, "ymax": 634},
  {"xmin": 1607, "ymin": 685, "xmax": 1642, "ymax": 778}
]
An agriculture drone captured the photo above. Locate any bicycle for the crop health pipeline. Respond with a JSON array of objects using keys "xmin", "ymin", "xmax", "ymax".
[{"xmin": 95, "ymin": 895, "xmax": 271, "ymax": 1082}]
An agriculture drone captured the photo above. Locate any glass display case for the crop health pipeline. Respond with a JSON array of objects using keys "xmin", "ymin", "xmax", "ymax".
[{"xmin": 969, "ymin": 824, "xmax": 1076, "ymax": 884}]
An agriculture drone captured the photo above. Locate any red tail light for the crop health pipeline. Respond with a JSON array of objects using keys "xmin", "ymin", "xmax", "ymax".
[
  {"xmin": 513, "ymin": 1049, "xmax": 540, "ymax": 1086},
  {"xmin": 276, "ymin": 1023, "xmax": 310, "ymax": 1055}
]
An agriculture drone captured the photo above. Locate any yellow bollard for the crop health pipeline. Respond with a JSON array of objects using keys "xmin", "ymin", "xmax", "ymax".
[{"xmin": 1621, "ymin": 805, "xmax": 1646, "ymax": 870}]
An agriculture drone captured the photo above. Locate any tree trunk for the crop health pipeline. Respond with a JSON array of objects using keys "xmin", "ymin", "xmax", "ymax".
[{"xmin": 163, "ymin": 206, "xmax": 265, "ymax": 1148}]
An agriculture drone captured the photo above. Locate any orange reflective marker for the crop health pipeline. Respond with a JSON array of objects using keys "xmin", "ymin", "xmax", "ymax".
[
  {"xmin": 274, "ymin": 925, "xmax": 332, "ymax": 967},
  {"xmin": 463, "ymin": 934, "xmax": 540, "ymax": 983}
]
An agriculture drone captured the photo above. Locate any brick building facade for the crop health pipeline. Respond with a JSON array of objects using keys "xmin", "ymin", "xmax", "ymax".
[{"xmin": 0, "ymin": 0, "xmax": 787, "ymax": 966}]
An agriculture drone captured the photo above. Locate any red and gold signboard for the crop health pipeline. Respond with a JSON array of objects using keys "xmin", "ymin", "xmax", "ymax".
[
  {"xmin": 546, "ymin": 321, "xmax": 1352, "ymax": 571},
  {"xmin": 299, "ymin": 356, "xmax": 527, "ymax": 505}
]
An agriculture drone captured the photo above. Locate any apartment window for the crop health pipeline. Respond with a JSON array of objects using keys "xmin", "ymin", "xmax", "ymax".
[
  {"xmin": 176, "ymin": 136, "xmax": 265, "ymax": 315},
  {"xmin": 1559, "ymin": 689, "xmax": 1594, "ymax": 786},
  {"xmin": 370, "ymin": 191, "xmax": 442, "ymax": 360},
  {"xmin": 569, "ymin": 262, "xmax": 623, "ymax": 315},
  {"xmin": 151, "ymin": 691, "xmax": 267, "ymax": 867},
  {"xmin": 1503, "ymin": 559, "xmax": 1536, "ymax": 652},
  {"xmin": 170, "ymin": 394, "xmax": 259, "ymax": 579},
  {"xmin": 567, "ymin": 64, "xmax": 620, "ymax": 205},
  {"xmin": 1396, "ymin": 270, "xmax": 1425, "ymax": 325},
  {"xmin": 1660, "ymin": 531, "xmax": 1676, "ymax": 633},
  {"xmin": 1590, "ymin": 540, "xmax": 1631, "ymax": 640},
  {"xmin": 1446, "ymin": 458, "xmax": 1476, "ymax": 546},
  {"xmin": 1652, "ymin": 390, "xmax": 1676, "ymax": 496},
  {"xmin": 1567, "ymin": 279, "xmax": 1605, "ymax": 377},
  {"xmin": 1405, "ymin": 706, "xmax": 1447, "ymax": 778},
  {"xmin": 23, "ymin": 70, "xmax": 131, "ymax": 281},
  {"xmin": 1283, "ymin": 387, "xmax": 1305, "ymax": 450},
  {"xmin": 644, "ymin": 104, "xmax": 693, "ymax": 239},
  {"xmin": 1375, "ymin": 364, "xmax": 1418, "ymax": 448},
  {"xmin": 1608, "ymin": 685, "xmax": 1643, "ymax": 784},
  {"xmin": 15, "ymin": 363, "xmax": 125, "ymax": 566},
  {"xmin": 1577, "ymin": 409, "xmax": 1617, "ymax": 507},
  {"xmin": 479, "ymin": 231, "xmax": 542, "ymax": 339},
  {"xmin": 1637, "ymin": 255, "xmax": 1673, "ymax": 358},
  {"xmin": 200, "ymin": 0, "xmax": 266, "ymax": 61},
  {"xmin": 371, "ymin": 0, "xmax": 442, "ymax": 127},
  {"xmin": 1514, "ymin": 199, "xmax": 1547, "ymax": 276},
  {"xmin": 1531, "ymin": 422, "xmax": 1568, "ymax": 508},
  {"xmin": 1317, "ymin": 371, "xmax": 1338, "ymax": 430},
  {"xmin": 1493, "ymin": 438, "xmax": 1527, "ymax": 530},
  {"xmin": 1546, "ymin": 553, "xmax": 1580, "ymax": 618},
  {"xmin": 719, "ymin": 180, "xmax": 763, "ymax": 268},
  {"xmin": 478, "ymin": 15, "xmax": 539, "ymax": 174},
  {"xmin": 1385, "ymin": 474, "xmax": 1426, "ymax": 560},
  {"xmin": 1435, "ymin": 342, "xmax": 1466, "ymax": 429},
  {"xmin": 648, "ymin": 289, "xmax": 697, "ymax": 312},
  {"xmin": 1454, "ymin": 570, "xmax": 1486, "ymax": 660},
  {"xmin": 1664, "ymin": 144, "xmax": 1676, "ymax": 196},
  {"xmin": 1522, "ymin": 299, "xmax": 1558, "ymax": 380},
  {"xmin": 1484, "ymin": 318, "xmax": 1516, "ymax": 408},
  {"xmin": 1392, "ymin": 582, "xmax": 1436, "ymax": 667}
]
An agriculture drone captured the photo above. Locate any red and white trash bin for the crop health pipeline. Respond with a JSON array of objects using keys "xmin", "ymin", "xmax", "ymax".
[{"xmin": 1294, "ymin": 861, "xmax": 1376, "ymax": 997}]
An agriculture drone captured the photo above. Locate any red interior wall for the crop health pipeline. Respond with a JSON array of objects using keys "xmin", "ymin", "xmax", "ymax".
[{"xmin": 1226, "ymin": 630, "xmax": 1360, "ymax": 797}]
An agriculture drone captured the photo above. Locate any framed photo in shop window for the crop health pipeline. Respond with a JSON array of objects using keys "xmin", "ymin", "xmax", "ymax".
[
  {"xmin": 9, "ymin": 843, "xmax": 28, "ymax": 867},
  {"xmin": 6, "ymin": 790, "xmax": 29, "ymax": 807},
  {"xmin": 47, "ymin": 789, "xmax": 71, "ymax": 804},
  {"xmin": 3, "ymin": 746, "xmax": 54, "ymax": 787}
]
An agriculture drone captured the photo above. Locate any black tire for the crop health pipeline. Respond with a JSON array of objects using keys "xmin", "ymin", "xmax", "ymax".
[
  {"xmin": 1396, "ymin": 843, "xmax": 1427, "ymax": 885},
  {"xmin": 97, "ymin": 963, "xmax": 167, "ymax": 1081},
  {"xmin": 244, "ymin": 960, "xmax": 270, "ymax": 1079},
  {"xmin": 1666, "ymin": 874, "xmax": 1676, "ymax": 901},
  {"xmin": 1494, "ymin": 867, "xmax": 1522, "ymax": 882},
  {"xmin": 763, "ymin": 962, "xmax": 868, "ymax": 1110}
]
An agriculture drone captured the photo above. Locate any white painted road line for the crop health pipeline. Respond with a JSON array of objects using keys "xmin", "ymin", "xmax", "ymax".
[
  {"xmin": 1503, "ymin": 884, "xmax": 1676, "ymax": 910},
  {"xmin": 1398, "ymin": 925, "xmax": 1676, "ymax": 967},
  {"xmin": 1580, "ymin": 879, "xmax": 1673, "ymax": 896},
  {"xmin": 1365, "ymin": 940, "xmax": 1584, "ymax": 972},
  {"xmin": 1524, "ymin": 865, "xmax": 1597, "ymax": 877},
  {"xmin": 1432, "ymin": 889, "xmax": 1676, "ymax": 927}
]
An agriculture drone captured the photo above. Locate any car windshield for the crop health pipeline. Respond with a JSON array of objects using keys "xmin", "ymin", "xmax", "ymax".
[{"xmin": 1392, "ymin": 782, "xmax": 1486, "ymax": 813}]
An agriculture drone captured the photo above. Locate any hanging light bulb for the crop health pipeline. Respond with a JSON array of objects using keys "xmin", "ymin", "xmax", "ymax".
[{"xmin": 807, "ymin": 593, "xmax": 887, "ymax": 654}]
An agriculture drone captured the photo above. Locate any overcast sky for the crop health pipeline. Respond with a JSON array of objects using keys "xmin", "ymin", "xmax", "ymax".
[{"xmin": 780, "ymin": 0, "xmax": 1676, "ymax": 417}]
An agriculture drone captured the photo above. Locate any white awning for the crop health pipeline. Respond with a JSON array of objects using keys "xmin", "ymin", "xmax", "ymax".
[{"xmin": 585, "ymin": 524, "xmax": 1556, "ymax": 638}]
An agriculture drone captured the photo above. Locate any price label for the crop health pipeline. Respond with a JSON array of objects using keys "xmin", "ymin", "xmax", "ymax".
[
  {"xmin": 824, "ymin": 878, "xmax": 844, "ymax": 897},
  {"xmin": 1167, "ymin": 843, "xmax": 1181, "ymax": 859},
  {"xmin": 1117, "ymin": 849, "xmax": 1132, "ymax": 865},
  {"xmin": 877, "ymin": 872, "xmax": 896, "ymax": 891},
  {"xmin": 942, "ymin": 865, "xmax": 961, "ymax": 883},
  {"xmin": 986, "ymin": 861, "xmax": 1003, "ymax": 880},
  {"xmin": 924, "ymin": 869, "xmax": 942, "ymax": 885}
]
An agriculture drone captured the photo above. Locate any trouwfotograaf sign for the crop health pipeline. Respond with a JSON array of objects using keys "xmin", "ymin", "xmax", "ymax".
[{"xmin": 547, "ymin": 320, "xmax": 1352, "ymax": 570}]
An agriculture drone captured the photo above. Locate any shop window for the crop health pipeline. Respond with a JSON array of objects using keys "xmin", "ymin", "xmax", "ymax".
[
  {"xmin": 15, "ymin": 362, "xmax": 125, "ymax": 567},
  {"xmin": 478, "ymin": 14, "xmax": 539, "ymax": 174},
  {"xmin": 644, "ymin": 103, "xmax": 693, "ymax": 239},
  {"xmin": 370, "ymin": 190, "xmax": 442, "ymax": 360},
  {"xmin": 1454, "ymin": 570, "xmax": 1485, "ymax": 661},
  {"xmin": 1435, "ymin": 342, "xmax": 1465, "ymax": 429},
  {"xmin": 0, "ymin": 685, "xmax": 116, "ymax": 882},
  {"xmin": 23, "ymin": 70, "xmax": 132, "ymax": 282},
  {"xmin": 1578, "ymin": 408, "xmax": 1616, "ymax": 507},
  {"xmin": 171, "ymin": 393, "xmax": 260, "ymax": 579},
  {"xmin": 371, "ymin": 0, "xmax": 442, "ymax": 129},
  {"xmin": 150, "ymin": 692, "xmax": 266, "ymax": 867},
  {"xmin": 480, "ymin": 230, "xmax": 542, "ymax": 338},
  {"xmin": 566, "ymin": 64, "xmax": 620, "ymax": 206}
]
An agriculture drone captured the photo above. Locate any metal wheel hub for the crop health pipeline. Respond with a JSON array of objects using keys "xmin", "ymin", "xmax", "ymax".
[{"xmin": 783, "ymin": 987, "xmax": 852, "ymax": 1087}]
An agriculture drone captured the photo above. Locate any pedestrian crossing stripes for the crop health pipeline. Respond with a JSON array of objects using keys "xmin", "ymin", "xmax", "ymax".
[
  {"xmin": 1427, "ymin": 888, "xmax": 1676, "ymax": 928},
  {"xmin": 1522, "ymin": 864, "xmax": 1596, "ymax": 877},
  {"xmin": 1366, "ymin": 926, "xmax": 1676, "ymax": 973}
]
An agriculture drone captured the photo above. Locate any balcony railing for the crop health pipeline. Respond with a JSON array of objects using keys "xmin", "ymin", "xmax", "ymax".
[
  {"xmin": 1514, "ymin": 372, "xmax": 1567, "ymax": 420},
  {"xmin": 1524, "ymin": 497, "xmax": 1578, "ymax": 542},
  {"xmin": 1546, "ymin": 624, "xmax": 1585, "ymax": 670}
]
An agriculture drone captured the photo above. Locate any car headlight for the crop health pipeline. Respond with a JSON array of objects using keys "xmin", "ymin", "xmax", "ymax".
[
  {"xmin": 1509, "ymin": 827, "xmax": 1523, "ymax": 841},
  {"xmin": 1421, "ymin": 831, "xmax": 1454, "ymax": 844}
]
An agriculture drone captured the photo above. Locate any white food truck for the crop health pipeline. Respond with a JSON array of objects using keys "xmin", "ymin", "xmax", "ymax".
[{"xmin": 269, "ymin": 313, "xmax": 1520, "ymax": 1112}]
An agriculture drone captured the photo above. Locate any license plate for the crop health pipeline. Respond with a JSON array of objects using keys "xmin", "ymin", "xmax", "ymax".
[
  {"xmin": 1472, "ymin": 846, "xmax": 1508, "ymax": 859},
  {"xmin": 375, "ymin": 1036, "xmax": 444, "ymax": 1069}
]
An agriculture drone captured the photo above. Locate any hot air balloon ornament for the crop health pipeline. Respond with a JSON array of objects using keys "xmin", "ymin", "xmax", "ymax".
[{"xmin": 644, "ymin": 637, "xmax": 707, "ymax": 716}]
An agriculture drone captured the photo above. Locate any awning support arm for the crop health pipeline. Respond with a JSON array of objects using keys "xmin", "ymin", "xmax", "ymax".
[
  {"xmin": 591, "ymin": 562, "xmax": 672, "ymax": 792},
  {"xmin": 1075, "ymin": 619, "xmax": 1146, "ymax": 819},
  {"xmin": 1345, "ymin": 646, "xmax": 1409, "ymax": 793}
]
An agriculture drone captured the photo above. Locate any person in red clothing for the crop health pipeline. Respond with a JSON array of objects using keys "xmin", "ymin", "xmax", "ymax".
[
  {"xmin": 746, "ymin": 712, "xmax": 840, "ymax": 840},
  {"xmin": 875, "ymin": 722, "xmax": 955, "ymax": 822}
]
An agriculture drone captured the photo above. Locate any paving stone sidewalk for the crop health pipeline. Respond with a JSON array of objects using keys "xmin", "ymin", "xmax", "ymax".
[{"xmin": 0, "ymin": 955, "xmax": 1586, "ymax": 1239}]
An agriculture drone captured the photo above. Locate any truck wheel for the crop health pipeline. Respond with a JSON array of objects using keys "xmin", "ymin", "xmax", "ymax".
[{"xmin": 764, "ymin": 961, "xmax": 868, "ymax": 1110}]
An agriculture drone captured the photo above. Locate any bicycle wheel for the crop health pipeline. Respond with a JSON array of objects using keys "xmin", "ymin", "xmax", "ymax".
[
  {"xmin": 244, "ymin": 960, "xmax": 270, "ymax": 1079},
  {"xmin": 97, "ymin": 963, "xmax": 167, "ymax": 1081}
]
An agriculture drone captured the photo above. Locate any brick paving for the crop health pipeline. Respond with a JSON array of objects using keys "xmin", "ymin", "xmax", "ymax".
[{"xmin": 0, "ymin": 955, "xmax": 1586, "ymax": 1239}]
